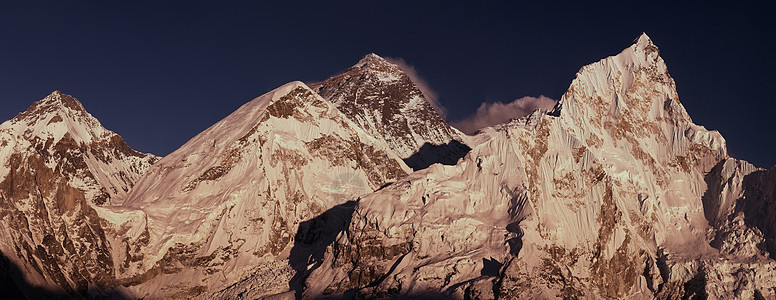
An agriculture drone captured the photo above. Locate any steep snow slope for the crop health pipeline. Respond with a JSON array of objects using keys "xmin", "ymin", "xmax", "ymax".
[
  {"xmin": 0, "ymin": 91, "xmax": 158, "ymax": 205},
  {"xmin": 310, "ymin": 54, "xmax": 470, "ymax": 170},
  {"xmin": 303, "ymin": 34, "xmax": 776, "ymax": 299},
  {"xmin": 118, "ymin": 81, "xmax": 410, "ymax": 298},
  {"xmin": 0, "ymin": 91, "xmax": 157, "ymax": 296}
]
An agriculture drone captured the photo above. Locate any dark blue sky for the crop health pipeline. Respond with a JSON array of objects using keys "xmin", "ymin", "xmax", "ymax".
[{"xmin": 1, "ymin": 1, "xmax": 774, "ymax": 167}]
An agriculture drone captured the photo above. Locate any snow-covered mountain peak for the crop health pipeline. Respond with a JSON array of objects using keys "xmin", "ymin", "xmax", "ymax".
[
  {"xmin": 21, "ymin": 90, "xmax": 90, "ymax": 122},
  {"xmin": 0, "ymin": 91, "xmax": 158, "ymax": 205},
  {"xmin": 0, "ymin": 91, "xmax": 158, "ymax": 295},
  {"xmin": 311, "ymin": 54, "xmax": 468, "ymax": 167},
  {"xmin": 358, "ymin": 53, "xmax": 385, "ymax": 63},
  {"xmin": 354, "ymin": 53, "xmax": 401, "ymax": 73},
  {"xmin": 3, "ymin": 90, "xmax": 111, "ymax": 145},
  {"xmin": 627, "ymin": 32, "xmax": 661, "ymax": 66},
  {"xmin": 633, "ymin": 32, "xmax": 654, "ymax": 48},
  {"xmin": 40, "ymin": 90, "xmax": 87, "ymax": 111},
  {"xmin": 556, "ymin": 33, "xmax": 694, "ymax": 128},
  {"xmin": 124, "ymin": 78, "xmax": 409, "ymax": 217},
  {"xmin": 156, "ymin": 80, "xmax": 330, "ymax": 161}
]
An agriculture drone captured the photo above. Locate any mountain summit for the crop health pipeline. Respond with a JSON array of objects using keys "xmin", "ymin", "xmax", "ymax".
[
  {"xmin": 633, "ymin": 32, "xmax": 654, "ymax": 48},
  {"xmin": 1, "ymin": 91, "xmax": 158, "ymax": 205},
  {"xmin": 355, "ymin": 53, "xmax": 403, "ymax": 72},
  {"xmin": 0, "ymin": 91, "xmax": 157, "ymax": 295},
  {"xmin": 10, "ymin": 90, "xmax": 112, "ymax": 144},
  {"xmin": 310, "ymin": 53, "xmax": 470, "ymax": 170}
]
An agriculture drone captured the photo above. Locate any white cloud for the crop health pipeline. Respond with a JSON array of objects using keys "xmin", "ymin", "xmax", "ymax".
[
  {"xmin": 451, "ymin": 96, "xmax": 558, "ymax": 134},
  {"xmin": 385, "ymin": 57, "xmax": 446, "ymax": 118}
]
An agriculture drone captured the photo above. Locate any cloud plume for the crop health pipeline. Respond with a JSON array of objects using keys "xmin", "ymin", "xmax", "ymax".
[
  {"xmin": 385, "ymin": 57, "xmax": 446, "ymax": 118},
  {"xmin": 451, "ymin": 96, "xmax": 558, "ymax": 134}
]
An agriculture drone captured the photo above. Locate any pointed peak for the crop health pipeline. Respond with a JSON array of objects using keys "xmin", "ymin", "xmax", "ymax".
[
  {"xmin": 359, "ymin": 53, "xmax": 388, "ymax": 64},
  {"xmin": 632, "ymin": 32, "xmax": 657, "ymax": 51},
  {"xmin": 636, "ymin": 32, "xmax": 652, "ymax": 42},
  {"xmin": 2, "ymin": 91, "xmax": 112, "ymax": 145},
  {"xmin": 353, "ymin": 53, "xmax": 401, "ymax": 73},
  {"xmin": 39, "ymin": 90, "xmax": 87, "ymax": 113}
]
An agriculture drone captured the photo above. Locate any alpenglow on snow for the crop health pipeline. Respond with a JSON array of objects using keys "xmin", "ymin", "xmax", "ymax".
[{"xmin": 0, "ymin": 34, "xmax": 774, "ymax": 299}]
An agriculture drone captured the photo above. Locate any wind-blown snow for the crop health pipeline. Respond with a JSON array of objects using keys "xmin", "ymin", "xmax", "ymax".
[{"xmin": 451, "ymin": 95, "xmax": 558, "ymax": 134}]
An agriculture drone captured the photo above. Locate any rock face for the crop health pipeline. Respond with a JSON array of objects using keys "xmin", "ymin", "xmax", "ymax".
[
  {"xmin": 303, "ymin": 34, "xmax": 776, "ymax": 299},
  {"xmin": 0, "ymin": 91, "xmax": 157, "ymax": 296},
  {"xmin": 310, "ymin": 54, "xmax": 470, "ymax": 170},
  {"xmin": 118, "ymin": 81, "xmax": 410, "ymax": 298}
]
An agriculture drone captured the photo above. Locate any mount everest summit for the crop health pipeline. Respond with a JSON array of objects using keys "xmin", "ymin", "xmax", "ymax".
[
  {"xmin": 310, "ymin": 54, "xmax": 470, "ymax": 171},
  {"xmin": 1, "ymin": 33, "xmax": 775, "ymax": 299}
]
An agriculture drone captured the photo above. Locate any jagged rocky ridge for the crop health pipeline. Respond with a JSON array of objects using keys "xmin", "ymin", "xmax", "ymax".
[
  {"xmin": 1, "ymin": 34, "xmax": 775, "ymax": 299},
  {"xmin": 310, "ymin": 54, "xmax": 471, "ymax": 171}
]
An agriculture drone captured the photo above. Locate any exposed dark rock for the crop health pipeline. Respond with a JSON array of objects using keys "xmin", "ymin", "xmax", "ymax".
[
  {"xmin": 289, "ymin": 201, "xmax": 356, "ymax": 298},
  {"xmin": 403, "ymin": 140, "xmax": 471, "ymax": 171},
  {"xmin": 737, "ymin": 166, "xmax": 776, "ymax": 258}
]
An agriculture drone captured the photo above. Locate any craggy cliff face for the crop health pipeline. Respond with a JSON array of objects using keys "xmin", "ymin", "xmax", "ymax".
[
  {"xmin": 0, "ymin": 92, "xmax": 157, "ymax": 295},
  {"xmin": 302, "ymin": 34, "xmax": 776, "ymax": 299}
]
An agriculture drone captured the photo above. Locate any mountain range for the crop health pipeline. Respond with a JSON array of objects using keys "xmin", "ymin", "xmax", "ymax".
[{"xmin": 0, "ymin": 33, "xmax": 774, "ymax": 299}]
